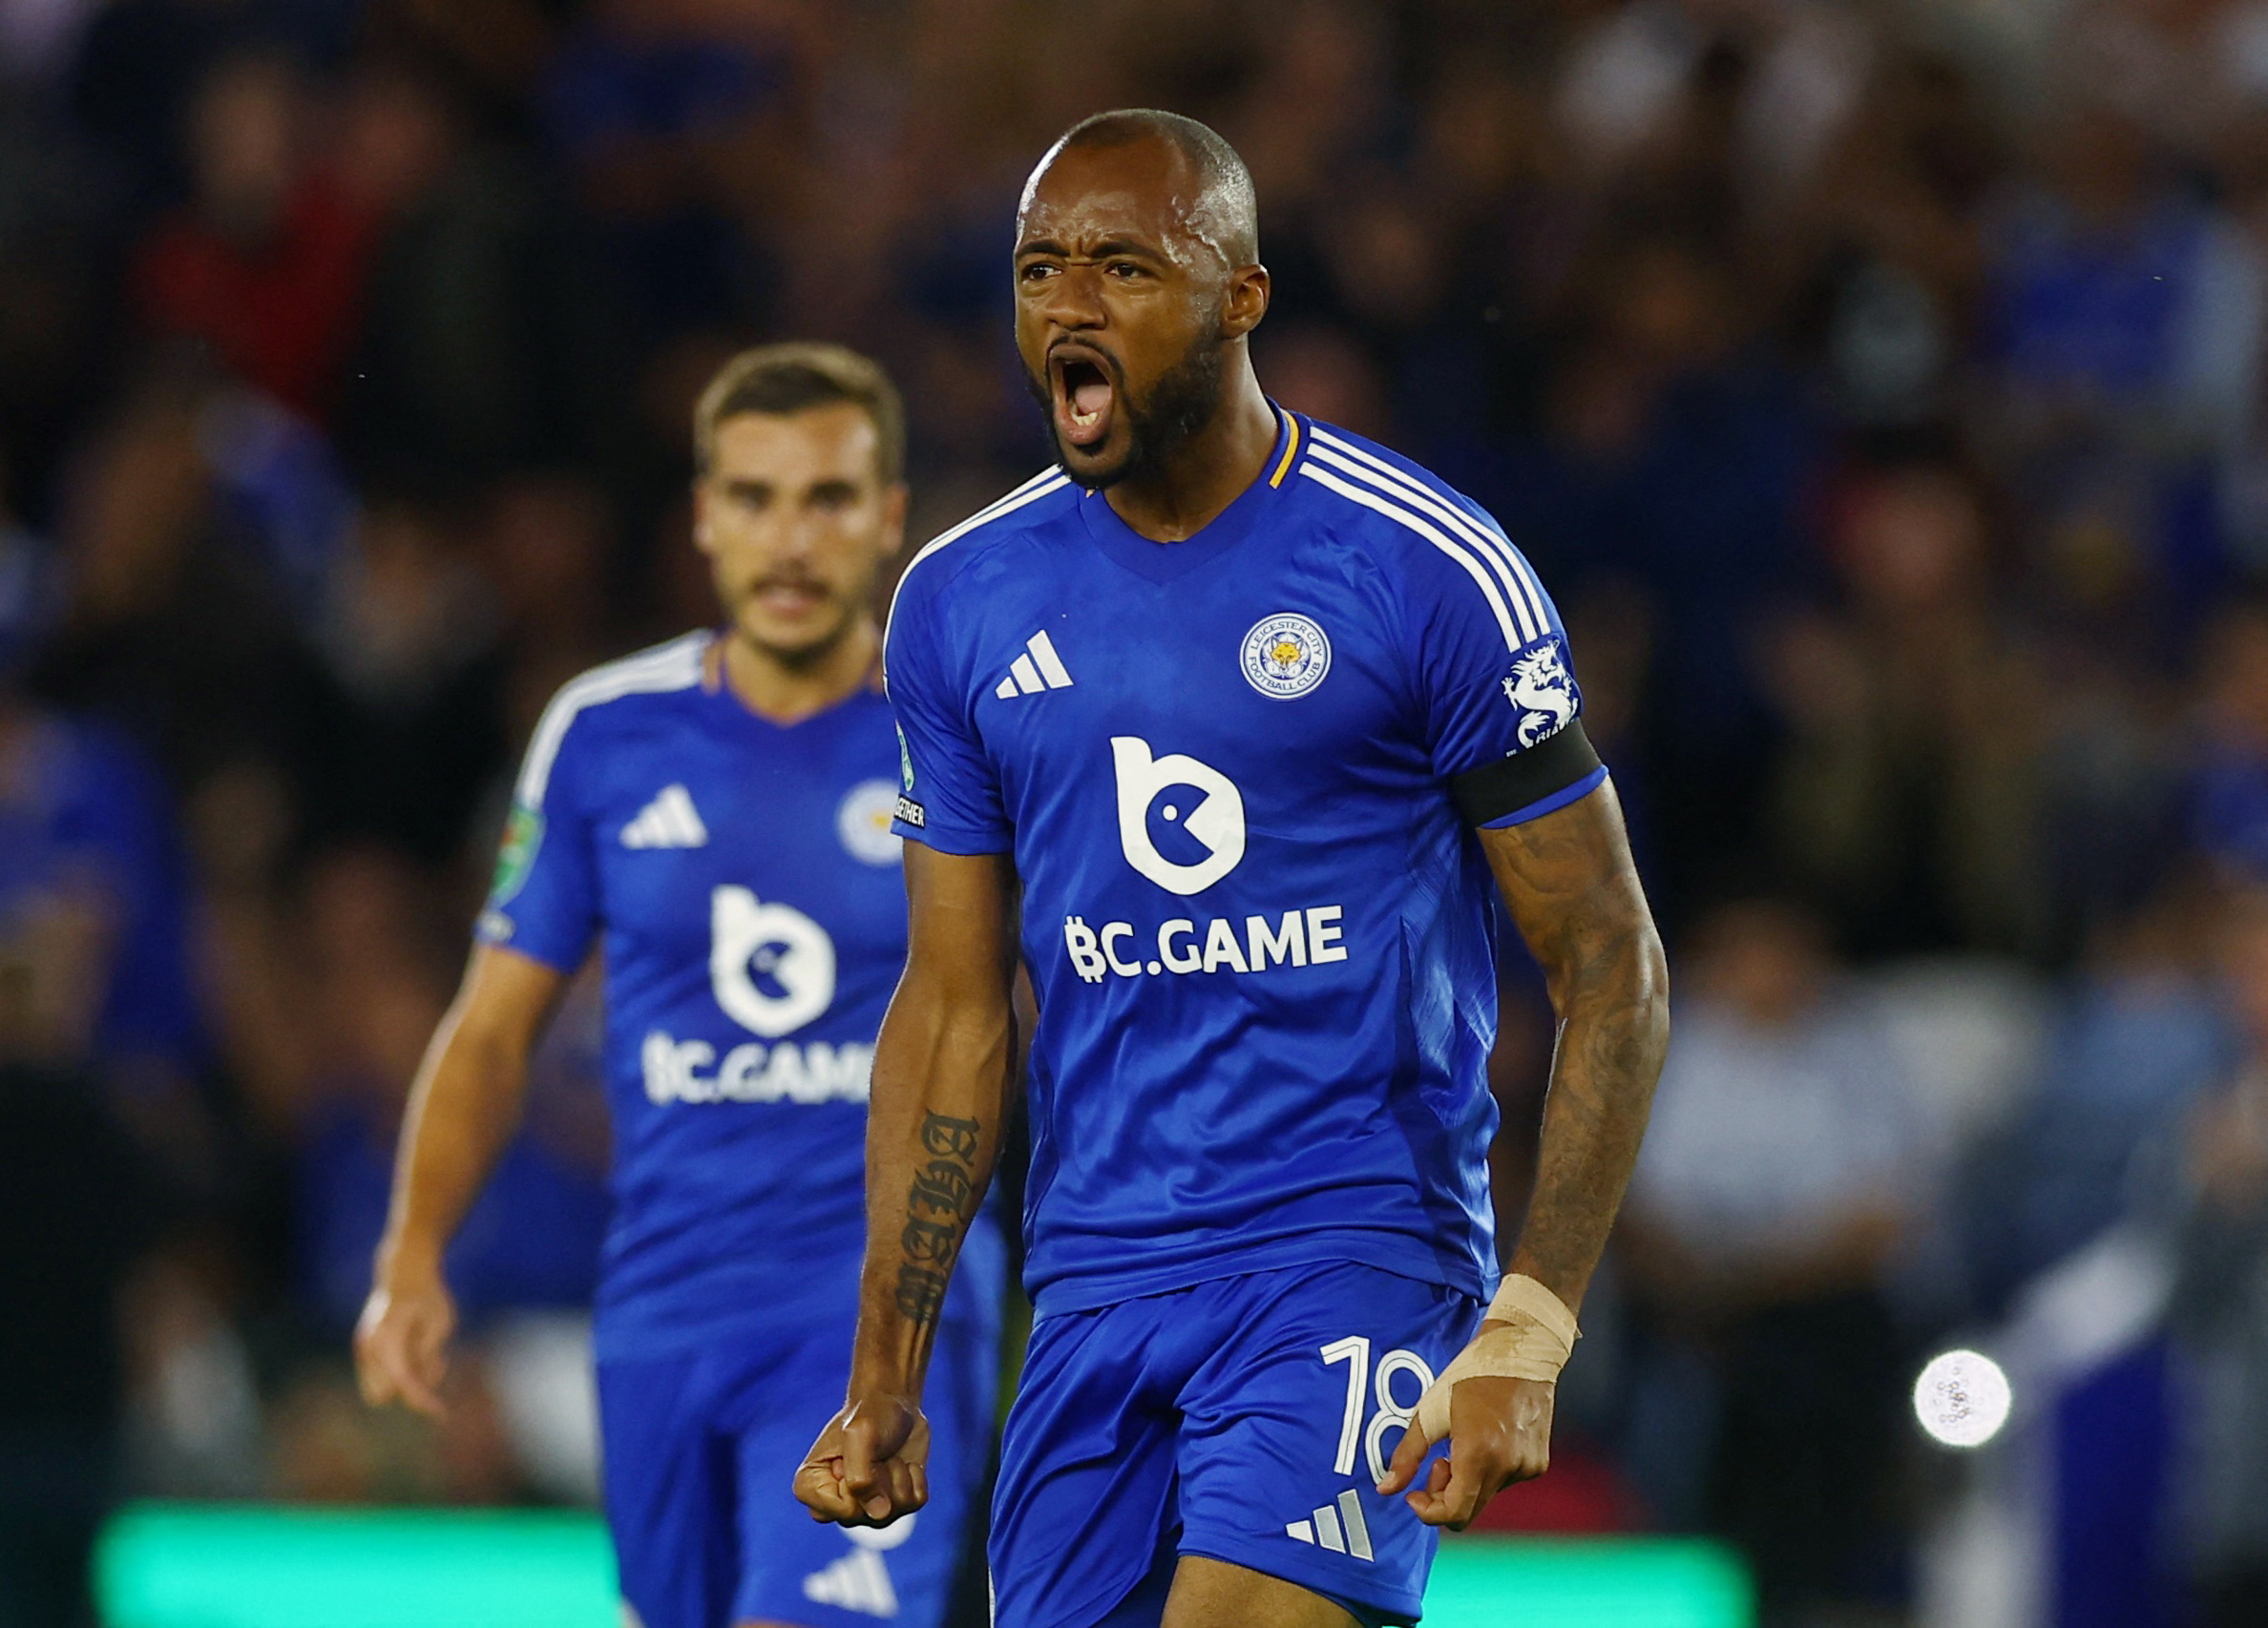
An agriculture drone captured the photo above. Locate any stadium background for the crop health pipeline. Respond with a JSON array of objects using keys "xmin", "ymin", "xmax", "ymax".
[{"xmin": 3, "ymin": 1, "xmax": 2266, "ymax": 1625}]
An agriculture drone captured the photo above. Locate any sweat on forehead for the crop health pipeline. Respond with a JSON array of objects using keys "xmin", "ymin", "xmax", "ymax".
[{"xmin": 1019, "ymin": 108, "xmax": 1259, "ymax": 268}]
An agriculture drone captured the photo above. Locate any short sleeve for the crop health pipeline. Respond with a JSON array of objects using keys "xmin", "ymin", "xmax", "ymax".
[
  {"xmin": 1408, "ymin": 494, "xmax": 1606, "ymax": 828},
  {"xmin": 476, "ymin": 704, "xmax": 598, "ymax": 971},
  {"xmin": 885, "ymin": 574, "xmax": 1012, "ymax": 853}
]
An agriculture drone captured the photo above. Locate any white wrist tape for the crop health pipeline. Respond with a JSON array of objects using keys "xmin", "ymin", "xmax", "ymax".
[{"xmin": 1413, "ymin": 1275, "xmax": 1579, "ymax": 1441}]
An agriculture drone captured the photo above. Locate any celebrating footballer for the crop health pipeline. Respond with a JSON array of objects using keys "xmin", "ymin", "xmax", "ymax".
[{"xmin": 795, "ymin": 110, "xmax": 1670, "ymax": 1628}]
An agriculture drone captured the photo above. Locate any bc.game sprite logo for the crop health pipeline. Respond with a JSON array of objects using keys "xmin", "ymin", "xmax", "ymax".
[
  {"xmin": 490, "ymin": 803, "xmax": 543, "ymax": 905},
  {"xmin": 709, "ymin": 886, "xmax": 837, "ymax": 1036},
  {"xmin": 1111, "ymin": 736, "xmax": 1246, "ymax": 896}
]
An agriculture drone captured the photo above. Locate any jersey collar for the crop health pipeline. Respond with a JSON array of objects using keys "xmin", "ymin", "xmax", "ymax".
[{"xmin": 1075, "ymin": 405, "xmax": 1300, "ymax": 587}]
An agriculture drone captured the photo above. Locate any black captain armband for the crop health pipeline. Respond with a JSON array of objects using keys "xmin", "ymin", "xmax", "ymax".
[{"xmin": 1449, "ymin": 720, "xmax": 1605, "ymax": 828}]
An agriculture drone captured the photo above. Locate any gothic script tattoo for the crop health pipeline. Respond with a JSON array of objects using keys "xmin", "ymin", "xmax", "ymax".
[{"xmin": 894, "ymin": 1113, "xmax": 980, "ymax": 1324}]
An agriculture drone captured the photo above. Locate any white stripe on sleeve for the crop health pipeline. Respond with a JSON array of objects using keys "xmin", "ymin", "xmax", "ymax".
[{"xmin": 1299, "ymin": 463, "xmax": 1523, "ymax": 652}]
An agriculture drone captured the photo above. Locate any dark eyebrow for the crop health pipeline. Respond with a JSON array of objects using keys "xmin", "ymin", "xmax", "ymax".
[{"xmin": 1014, "ymin": 236, "xmax": 1166, "ymax": 263}]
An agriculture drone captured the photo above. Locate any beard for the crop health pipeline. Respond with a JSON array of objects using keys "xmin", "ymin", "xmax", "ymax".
[
  {"xmin": 1028, "ymin": 321, "xmax": 1227, "ymax": 489},
  {"xmin": 724, "ymin": 573, "xmax": 862, "ymax": 670}
]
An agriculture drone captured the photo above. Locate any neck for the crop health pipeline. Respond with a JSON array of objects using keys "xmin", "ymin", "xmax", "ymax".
[
  {"xmin": 716, "ymin": 617, "xmax": 878, "ymax": 724},
  {"xmin": 1102, "ymin": 356, "xmax": 1278, "ymax": 543}
]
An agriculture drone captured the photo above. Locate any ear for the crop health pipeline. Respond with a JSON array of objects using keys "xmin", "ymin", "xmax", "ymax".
[
  {"xmin": 1220, "ymin": 262, "xmax": 1270, "ymax": 342},
  {"xmin": 880, "ymin": 482, "xmax": 911, "ymax": 556},
  {"xmin": 691, "ymin": 479, "xmax": 718, "ymax": 556}
]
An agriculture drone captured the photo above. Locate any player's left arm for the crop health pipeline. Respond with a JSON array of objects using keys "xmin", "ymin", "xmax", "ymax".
[{"xmin": 1380, "ymin": 776, "xmax": 1668, "ymax": 1527}]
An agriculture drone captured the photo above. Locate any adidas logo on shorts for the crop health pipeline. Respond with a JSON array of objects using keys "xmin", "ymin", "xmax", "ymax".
[
  {"xmin": 1284, "ymin": 1489, "xmax": 1375, "ymax": 1561},
  {"xmin": 802, "ymin": 1549, "xmax": 898, "ymax": 1617}
]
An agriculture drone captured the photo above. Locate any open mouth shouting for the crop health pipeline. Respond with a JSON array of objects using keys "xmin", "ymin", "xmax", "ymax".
[{"xmin": 1049, "ymin": 344, "xmax": 1120, "ymax": 452}]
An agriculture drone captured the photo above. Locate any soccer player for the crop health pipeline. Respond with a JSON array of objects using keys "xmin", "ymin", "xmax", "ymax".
[
  {"xmin": 792, "ymin": 112, "xmax": 1670, "ymax": 1628},
  {"xmin": 355, "ymin": 344, "xmax": 1005, "ymax": 1628}
]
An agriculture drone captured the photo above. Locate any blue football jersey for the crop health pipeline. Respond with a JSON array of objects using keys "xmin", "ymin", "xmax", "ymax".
[
  {"xmin": 887, "ymin": 410, "xmax": 1605, "ymax": 1316},
  {"xmin": 478, "ymin": 633, "xmax": 923, "ymax": 1356}
]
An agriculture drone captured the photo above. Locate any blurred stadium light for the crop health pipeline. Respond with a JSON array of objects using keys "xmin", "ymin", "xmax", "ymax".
[{"xmin": 97, "ymin": 1505, "xmax": 1753, "ymax": 1628}]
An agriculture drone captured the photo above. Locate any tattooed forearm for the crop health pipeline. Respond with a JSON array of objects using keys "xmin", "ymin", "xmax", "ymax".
[
  {"xmin": 1518, "ymin": 929, "xmax": 1668, "ymax": 1298},
  {"xmin": 1479, "ymin": 783, "xmax": 1669, "ymax": 1313},
  {"xmin": 893, "ymin": 1112, "xmax": 981, "ymax": 1325}
]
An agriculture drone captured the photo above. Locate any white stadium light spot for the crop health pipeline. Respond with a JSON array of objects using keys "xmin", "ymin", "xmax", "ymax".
[{"xmin": 1913, "ymin": 1348, "xmax": 2013, "ymax": 1449}]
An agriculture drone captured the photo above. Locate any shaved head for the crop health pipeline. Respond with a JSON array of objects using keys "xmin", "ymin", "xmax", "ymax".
[{"xmin": 1022, "ymin": 108, "xmax": 1259, "ymax": 270}]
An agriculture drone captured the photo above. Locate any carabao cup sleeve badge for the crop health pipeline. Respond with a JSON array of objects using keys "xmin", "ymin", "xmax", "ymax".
[
  {"xmin": 1241, "ymin": 613, "xmax": 1332, "ymax": 699},
  {"xmin": 490, "ymin": 803, "xmax": 545, "ymax": 906}
]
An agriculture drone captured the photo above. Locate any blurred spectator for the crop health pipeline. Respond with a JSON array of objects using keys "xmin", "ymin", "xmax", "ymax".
[
  {"xmin": 1980, "ymin": 97, "xmax": 2256, "ymax": 634},
  {"xmin": 2166, "ymin": 886, "xmax": 2268, "ymax": 1626},
  {"xmin": 0, "ymin": 690, "xmax": 200, "ymax": 1088},
  {"xmin": 1984, "ymin": 101, "xmax": 2257, "ymax": 455},
  {"xmin": 2194, "ymin": 595, "xmax": 2268, "ymax": 877},
  {"xmin": 29, "ymin": 363, "xmax": 330, "ymax": 808},
  {"xmin": 277, "ymin": 847, "xmax": 605, "ymax": 1334},
  {"xmin": 1765, "ymin": 462, "xmax": 2048, "ymax": 959},
  {"xmin": 1620, "ymin": 891, "xmax": 1926, "ymax": 1622},
  {"xmin": 66, "ymin": 0, "xmax": 252, "ymax": 205},
  {"xmin": 335, "ymin": 67, "xmax": 631, "ymax": 497},
  {"xmin": 118, "ymin": 1239, "xmax": 264, "ymax": 1499},
  {"xmin": 0, "ymin": 488, "xmax": 202, "ymax": 1140},
  {"xmin": 0, "ymin": 503, "xmax": 180, "ymax": 1598},
  {"xmin": 132, "ymin": 50, "xmax": 385, "ymax": 422},
  {"xmin": 1967, "ymin": 872, "xmax": 2232, "ymax": 1310},
  {"xmin": 304, "ymin": 500, "xmax": 508, "ymax": 864},
  {"xmin": 540, "ymin": 0, "xmax": 790, "ymax": 344},
  {"xmin": 0, "ymin": 507, "xmax": 178, "ymax": 1610},
  {"xmin": 0, "ymin": 1060, "xmax": 168, "ymax": 1628}
]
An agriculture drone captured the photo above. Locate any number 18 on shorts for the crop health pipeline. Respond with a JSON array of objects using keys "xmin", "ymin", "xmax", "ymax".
[{"xmin": 988, "ymin": 1263, "xmax": 1484, "ymax": 1628}]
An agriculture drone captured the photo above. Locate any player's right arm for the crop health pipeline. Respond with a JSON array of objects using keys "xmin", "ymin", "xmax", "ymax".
[
  {"xmin": 794, "ymin": 841, "xmax": 1019, "ymax": 1526},
  {"xmin": 358, "ymin": 677, "xmax": 602, "ymax": 1418},
  {"xmin": 799, "ymin": 542, "xmax": 1019, "ymax": 1527},
  {"xmin": 354, "ymin": 945, "xmax": 567, "ymax": 1417}
]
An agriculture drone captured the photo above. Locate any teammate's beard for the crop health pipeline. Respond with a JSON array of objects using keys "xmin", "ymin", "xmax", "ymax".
[
  {"xmin": 1028, "ymin": 321, "xmax": 1226, "ymax": 490},
  {"xmin": 731, "ymin": 578, "xmax": 867, "ymax": 671}
]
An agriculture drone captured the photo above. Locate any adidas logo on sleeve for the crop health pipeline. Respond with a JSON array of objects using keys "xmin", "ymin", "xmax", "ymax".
[
  {"xmin": 621, "ymin": 783, "xmax": 709, "ymax": 848},
  {"xmin": 994, "ymin": 630, "xmax": 1074, "ymax": 699}
]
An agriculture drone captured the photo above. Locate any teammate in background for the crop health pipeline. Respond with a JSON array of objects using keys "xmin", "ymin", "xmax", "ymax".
[
  {"xmin": 794, "ymin": 113, "xmax": 1668, "ymax": 1628},
  {"xmin": 356, "ymin": 345, "xmax": 1005, "ymax": 1628}
]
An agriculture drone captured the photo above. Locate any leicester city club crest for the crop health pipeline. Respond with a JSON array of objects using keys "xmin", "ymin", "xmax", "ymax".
[
  {"xmin": 1240, "ymin": 613, "xmax": 1332, "ymax": 700},
  {"xmin": 837, "ymin": 779, "xmax": 904, "ymax": 866}
]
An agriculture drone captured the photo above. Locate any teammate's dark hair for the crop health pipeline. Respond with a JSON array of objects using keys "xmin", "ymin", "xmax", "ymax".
[
  {"xmin": 1047, "ymin": 108, "xmax": 1259, "ymax": 266},
  {"xmin": 693, "ymin": 343, "xmax": 906, "ymax": 486}
]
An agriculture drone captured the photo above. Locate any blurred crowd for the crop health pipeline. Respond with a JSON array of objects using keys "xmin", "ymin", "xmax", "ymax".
[{"xmin": 7, "ymin": 1, "xmax": 2268, "ymax": 1625}]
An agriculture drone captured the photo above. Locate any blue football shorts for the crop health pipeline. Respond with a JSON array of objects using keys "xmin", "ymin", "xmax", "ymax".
[
  {"xmin": 598, "ymin": 1265, "xmax": 1001, "ymax": 1628},
  {"xmin": 989, "ymin": 1262, "xmax": 1482, "ymax": 1628}
]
